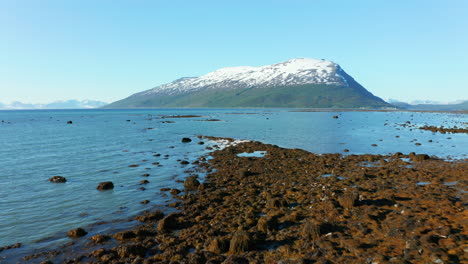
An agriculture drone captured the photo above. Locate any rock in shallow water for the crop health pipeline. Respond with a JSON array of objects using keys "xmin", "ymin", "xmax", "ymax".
[
  {"xmin": 182, "ymin": 137, "xmax": 192, "ymax": 143},
  {"xmin": 48, "ymin": 176, "xmax": 66, "ymax": 183},
  {"xmin": 67, "ymin": 228, "xmax": 87, "ymax": 238},
  {"xmin": 184, "ymin": 177, "xmax": 200, "ymax": 191},
  {"xmin": 97, "ymin": 181, "xmax": 114, "ymax": 190}
]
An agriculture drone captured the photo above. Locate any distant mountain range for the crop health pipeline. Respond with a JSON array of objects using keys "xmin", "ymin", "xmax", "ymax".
[
  {"xmin": 0, "ymin": 100, "xmax": 108, "ymax": 110},
  {"xmin": 105, "ymin": 58, "xmax": 391, "ymax": 109},
  {"xmin": 387, "ymin": 99, "xmax": 468, "ymax": 111}
]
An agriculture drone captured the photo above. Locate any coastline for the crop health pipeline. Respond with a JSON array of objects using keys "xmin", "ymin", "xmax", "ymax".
[{"xmin": 1, "ymin": 137, "xmax": 466, "ymax": 263}]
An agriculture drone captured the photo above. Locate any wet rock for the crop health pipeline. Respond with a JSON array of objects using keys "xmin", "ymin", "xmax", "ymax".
[
  {"xmin": 228, "ymin": 231, "xmax": 251, "ymax": 254},
  {"xmin": 142, "ymin": 173, "xmax": 150, "ymax": 177},
  {"xmin": 182, "ymin": 137, "xmax": 192, "ymax": 143},
  {"xmin": 89, "ymin": 234, "xmax": 111, "ymax": 244},
  {"xmin": 140, "ymin": 200, "xmax": 150, "ymax": 204},
  {"xmin": 97, "ymin": 181, "xmax": 114, "ymax": 190},
  {"xmin": 116, "ymin": 243, "xmax": 147, "ymax": 258},
  {"xmin": 157, "ymin": 213, "xmax": 182, "ymax": 232},
  {"xmin": 333, "ymin": 115, "xmax": 339, "ymax": 119},
  {"xmin": 67, "ymin": 227, "xmax": 87, "ymax": 238},
  {"xmin": 114, "ymin": 230, "xmax": 136, "ymax": 241},
  {"xmin": 135, "ymin": 210, "xmax": 164, "ymax": 222},
  {"xmin": 48, "ymin": 176, "xmax": 66, "ymax": 183},
  {"xmin": 0, "ymin": 243, "xmax": 22, "ymax": 253},
  {"xmin": 170, "ymin": 188, "xmax": 181, "ymax": 195},
  {"xmin": 66, "ymin": 121, "xmax": 73, "ymax": 124},
  {"xmin": 184, "ymin": 177, "xmax": 200, "ymax": 191},
  {"xmin": 180, "ymin": 160, "xmax": 190, "ymax": 165},
  {"xmin": 140, "ymin": 180, "xmax": 149, "ymax": 184}
]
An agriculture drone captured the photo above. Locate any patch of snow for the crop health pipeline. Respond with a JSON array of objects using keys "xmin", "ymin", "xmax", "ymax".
[{"xmin": 142, "ymin": 58, "xmax": 347, "ymax": 96}]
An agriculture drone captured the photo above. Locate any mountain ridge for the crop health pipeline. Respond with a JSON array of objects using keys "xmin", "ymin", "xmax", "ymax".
[{"xmin": 106, "ymin": 58, "xmax": 391, "ymax": 109}]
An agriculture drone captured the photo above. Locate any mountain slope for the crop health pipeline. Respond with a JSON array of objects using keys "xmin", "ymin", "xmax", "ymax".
[{"xmin": 106, "ymin": 58, "xmax": 390, "ymax": 108}]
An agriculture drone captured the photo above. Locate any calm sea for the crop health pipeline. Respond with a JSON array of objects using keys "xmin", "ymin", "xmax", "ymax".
[{"xmin": 0, "ymin": 109, "xmax": 466, "ymax": 256}]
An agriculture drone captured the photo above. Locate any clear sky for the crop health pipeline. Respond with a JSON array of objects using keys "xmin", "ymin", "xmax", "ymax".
[{"xmin": 1, "ymin": 0, "xmax": 467, "ymax": 104}]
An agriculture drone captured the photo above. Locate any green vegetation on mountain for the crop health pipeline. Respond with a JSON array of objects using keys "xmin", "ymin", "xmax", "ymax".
[{"xmin": 106, "ymin": 83, "xmax": 390, "ymax": 109}]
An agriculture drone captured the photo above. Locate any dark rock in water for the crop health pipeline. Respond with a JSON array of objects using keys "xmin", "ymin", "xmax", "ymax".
[
  {"xmin": 67, "ymin": 227, "xmax": 87, "ymax": 238},
  {"xmin": 135, "ymin": 210, "xmax": 164, "ymax": 222},
  {"xmin": 140, "ymin": 200, "xmax": 150, "ymax": 204},
  {"xmin": 142, "ymin": 173, "xmax": 150, "ymax": 177},
  {"xmin": 229, "ymin": 231, "xmax": 251, "ymax": 254},
  {"xmin": 184, "ymin": 177, "xmax": 200, "ymax": 190},
  {"xmin": 343, "ymin": 149, "xmax": 349, "ymax": 152},
  {"xmin": 371, "ymin": 144, "xmax": 378, "ymax": 147},
  {"xmin": 170, "ymin": 188, "xmax": 181, "ymax": 195},
  {"xmin": 180, "ymin": 160, "xmax": 190, "ymax": 165},
  {"xmin": 198, "ymin": 141, "xmax": 205, "ymax": 145},
  {"xmin": 67, "ymin": 121, "xmax": 73, "ymax": 124},
  {"xmin": 139, "ymin": 180, "xmax": 149, "ymax": 184},
  {"xmin": 0, "ymin": 243, "xmax": 22, "ymax": 253},
  {"xmin": 182, "ymin": 137, "xmax": 192, "ymax": 143},
  {"xmin": 333, "ymin": 115, "xmax": 339, "ymax": 119},
  {"xmin": 49, "ymin": 176, "xmax": 66, "ymax": 183},
  {"xmin": 97, "ymin": 181, "xmax": 114, "ymax": 190}
]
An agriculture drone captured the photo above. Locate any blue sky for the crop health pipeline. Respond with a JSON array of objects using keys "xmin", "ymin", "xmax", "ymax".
[{"xmin": 1, "ymin": 0, "xmax": 467, "ymax": 104}]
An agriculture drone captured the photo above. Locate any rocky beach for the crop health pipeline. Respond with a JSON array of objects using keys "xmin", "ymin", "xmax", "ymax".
[{"xmin": 6, "ymin": 136, "xmax": 466, "ymax": 264}]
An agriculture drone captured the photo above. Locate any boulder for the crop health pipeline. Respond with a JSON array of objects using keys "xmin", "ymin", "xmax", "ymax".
[
  {"xmin": 49, "ymin": 176, "xmax": 66, "ymax": 183},
  {"xmin": 97, "ymin": 181, "xmax": 114, "ymax": 190},
  {"xmin": 67, "ymin": 227, "xmax": 87, "ymax": 238},
  {"xmin": 182, "ymin": 137, "xmax": 192, "ymax": 143},
  {"xmin": 184, "ymin": 177, "xmax": 200, "ymax": 191}
]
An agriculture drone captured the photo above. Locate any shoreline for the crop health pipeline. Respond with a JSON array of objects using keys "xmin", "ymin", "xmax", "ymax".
[{"xmin": 1, "ymin": 137, "xmax": 466, "ymax": 263}]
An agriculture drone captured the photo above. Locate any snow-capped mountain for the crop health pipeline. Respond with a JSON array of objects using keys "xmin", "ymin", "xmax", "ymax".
[
  {"xmin": 107, "ymin": 58, "xmax": 390, "ymax": 108},
  {"xmin": 141, "ymin": 58, "xmax": 347, "ymax": 96}
]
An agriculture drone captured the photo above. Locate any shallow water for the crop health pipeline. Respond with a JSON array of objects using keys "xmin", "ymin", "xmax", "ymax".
[{"xmin": 0, "ymin": 109, "xmax": 466, "ymax": 252}]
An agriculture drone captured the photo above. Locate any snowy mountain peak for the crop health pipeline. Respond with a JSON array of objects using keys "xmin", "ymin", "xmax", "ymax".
[{"xmin": 142, "ymin": 58, "xmax": 347, "ymax": 96}]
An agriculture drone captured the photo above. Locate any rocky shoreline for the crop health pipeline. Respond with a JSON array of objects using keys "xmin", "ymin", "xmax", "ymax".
[{"xmin": 4, "ymin": 138, "xmax": 467, "ymax": 263}]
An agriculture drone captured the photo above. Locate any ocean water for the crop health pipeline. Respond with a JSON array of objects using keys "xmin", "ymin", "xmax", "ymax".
[{"xmin": 0, "ymin": 109, "xmax": 466, "ymax": 253}]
